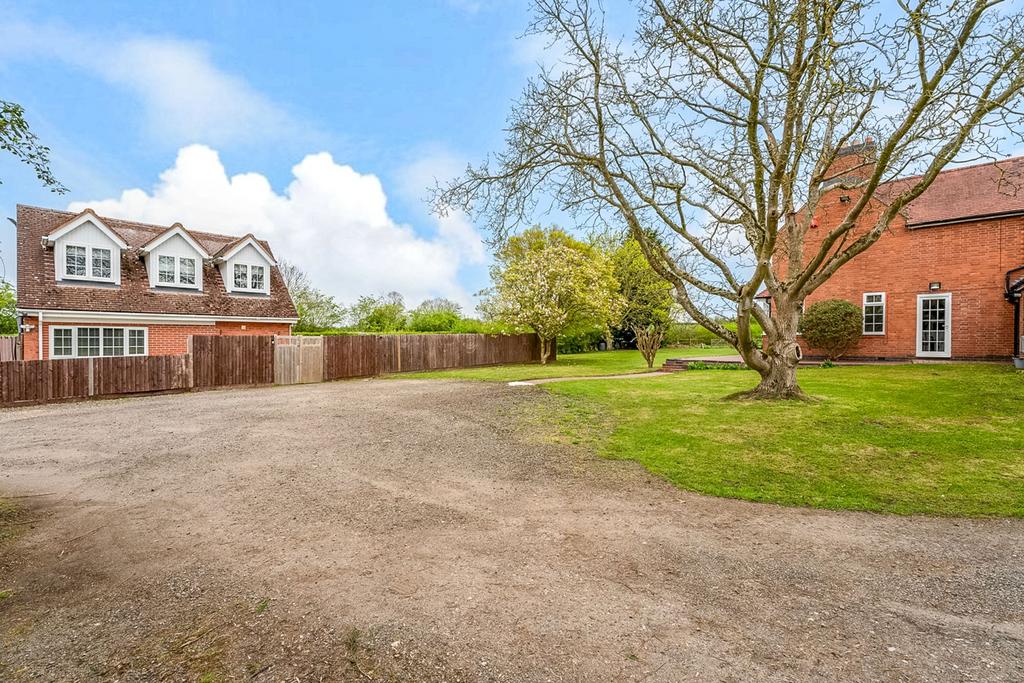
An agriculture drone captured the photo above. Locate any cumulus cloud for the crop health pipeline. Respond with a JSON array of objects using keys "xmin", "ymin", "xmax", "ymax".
[
  {"xmin": 68, "ymin": 145, "xmax": 485, "ymax": 308},
  {"xmin": 0, "ymin": 21, "xmax": 304, "ymax": 147}
]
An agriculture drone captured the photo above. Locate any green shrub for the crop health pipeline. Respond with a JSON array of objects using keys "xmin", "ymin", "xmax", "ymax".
[
  {"xmin": 557, "ymin": 328, "xmax": 605, "ymax": 354},
  {"xmin": 687, "ymin": 360, "xmax": 742, "ymax": 370},
  {"xmin": 799, "ymin": 299, "xmax": 863, "ymax": 359},
  {"xmin": 663, "ymin": 321, "xmax": 762, "ymax": 348}
]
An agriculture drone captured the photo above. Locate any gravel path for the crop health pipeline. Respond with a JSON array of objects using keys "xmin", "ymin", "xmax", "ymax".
[{"xmin": 0, "ymin": 379, "xmax": 1021, "ymax": 681}]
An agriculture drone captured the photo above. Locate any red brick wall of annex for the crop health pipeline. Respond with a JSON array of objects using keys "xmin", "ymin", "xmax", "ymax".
[
  {"xmin": 787, "ymin": 189, "xmax": 1024, "ymax": 360},
  {"xmin": 20, "ymin": 318, "xmax": 292, "ymax": 360}
]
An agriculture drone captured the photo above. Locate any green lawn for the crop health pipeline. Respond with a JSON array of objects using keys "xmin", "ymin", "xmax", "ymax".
[
  {"xmin": 399, "ymin": 347, "xmax": 735, "ymax": 382},
  {"xmin": 542, "ymin": 364, "xmax": 1024, "ymax": 517}
]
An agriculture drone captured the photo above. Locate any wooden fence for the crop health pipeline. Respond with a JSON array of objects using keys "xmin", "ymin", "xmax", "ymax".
[
  {"xmin": 322, "ymin": 333, "xmax": 542, "ymax": 379},
  {"xmin": 0, "ymin": 336, "xmax": 18, "ymax": 362},
  {"xmin": 0, "ymin": 355, "xmax": 192, "ymax": 407},
  {"xmin": 190, "ymin": 335, "xmax": 274, "ymax": 388},
  {"xmin": 1, "ymin": 332, "xmax": 542, "ymax": 407}
]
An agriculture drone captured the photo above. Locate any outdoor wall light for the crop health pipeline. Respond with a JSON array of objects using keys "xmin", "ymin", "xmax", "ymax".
[{"xmin": 929, "ymin": 282, "xmax": 942, "ymax": 291}]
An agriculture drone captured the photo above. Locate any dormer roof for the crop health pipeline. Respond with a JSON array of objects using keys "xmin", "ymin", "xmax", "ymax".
[
  {"xmin": 138, "ymin": 223, "xmax": 212, "ymax": 259},
  {"xmin": 41, "ymin": 208, "xmax": 130, "ymax": 249},
  {"xmin": 213, "ymin": 233, "xmax": 278, "ymax": 265}
]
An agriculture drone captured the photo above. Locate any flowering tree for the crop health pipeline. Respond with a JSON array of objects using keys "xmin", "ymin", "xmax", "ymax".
[{"xmin": 483, "ymin": 227, "xmax": 621, "ymax": 363}]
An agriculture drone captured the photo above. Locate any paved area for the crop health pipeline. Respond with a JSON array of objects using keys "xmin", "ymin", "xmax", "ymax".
[{"xmin": 1, "ymin": 379, "xmax": 1022, "ymax": 681}]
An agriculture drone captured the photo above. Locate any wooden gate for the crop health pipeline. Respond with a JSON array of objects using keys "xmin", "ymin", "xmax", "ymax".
[{"xmin": 274, "ymin": 336, "xmax": 324, "ymax": 384}]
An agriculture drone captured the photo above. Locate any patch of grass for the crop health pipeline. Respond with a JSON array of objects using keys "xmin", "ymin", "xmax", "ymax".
[
  {"xmin": 541, "ymin": 364, "xmax": 1024, "ymax": 517},
  {"xmin": 0, "ymin": 498, "xmax": 23, "ymax": 546},
  {"xmin": 254, "ymin": 598, "xmax": 270, "ymax": 615},
  {"xmin": 398, "ymin": 347, "xmax": 735, "ymax": 382},
  {"xmin": 0, "ymin": 589, "xmax": 13, "ymax": 602}
]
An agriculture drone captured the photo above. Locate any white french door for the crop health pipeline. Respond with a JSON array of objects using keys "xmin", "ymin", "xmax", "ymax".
[{"xmin": 916, "ymin": 293, "xmax": 952, "ymax": 358}]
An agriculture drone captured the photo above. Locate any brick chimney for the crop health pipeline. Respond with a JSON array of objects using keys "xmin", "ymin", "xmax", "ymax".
[{"xmin": 821, "ymin": 137, "xmax": 877, "ymax": 189}]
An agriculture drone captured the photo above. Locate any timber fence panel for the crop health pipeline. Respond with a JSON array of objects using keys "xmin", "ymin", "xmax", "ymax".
[
  {"xmin": 191, "ymin": 335, "xmax": 274, "ymax": 388},
  {"xmin": 0, "ymin": 337, "xmax": 17, "ymax": 362}
]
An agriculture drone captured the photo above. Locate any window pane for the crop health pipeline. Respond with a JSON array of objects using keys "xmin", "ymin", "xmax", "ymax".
[
  {"xmin": 233, "ymin": 263, "xmax": 248, "ymax": 288},
  {"xmin": 250, "ymin": 265, "xmax": 265, "ymax": 290},
  {"xmin": 102, "ymin": 328, "xmax": 124, "ymax": 356},
  {"xmin": 76, "ymin": 327, "xmax": 100, "ymax": 357},
  {"xmin": 92, "ymin": 248, "xmax": 112, "ymax": 278},
  {"xmin": 159, "ymin": 255, "xmax": 176, "ymax": 283},
  {"xmin": 179, "ymin": 258, "xmax": 196, "ymax": 285},
  {"xmin": 53, "ymin": 329, "xmax": 73, "ymax": 356},
  {"xmin": 66, "ymin": 245, "xmax": 86, "ymax": 276},
  {"xmin": 128, "ymin": 329, "xmax": 146, "ymax": 355}
]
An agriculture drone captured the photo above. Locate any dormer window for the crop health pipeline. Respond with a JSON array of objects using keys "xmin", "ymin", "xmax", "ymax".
[
  {"xmin": 45, "ymin": 210, "xmax": 128, "ymax": 286},
  {"xmin": 157, "ymin": 255, "xmax": 200, "ymax": 288},
  {"xmin": 64, "ymin": 244, "xmax": 113, "ymax": 281},
  {"xmin": 215, "ymin": 235, "xmax": 274, "ymax": 295},
  {"xmin": 232, "ymin": 263, "xmax": 266, "ymax": 292}
]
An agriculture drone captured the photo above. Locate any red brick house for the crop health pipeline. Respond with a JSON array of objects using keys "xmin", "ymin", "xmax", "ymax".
[
  {"xmin": 15, "ymin": 205, "xmax": 298, "ymax": 360},
  {"xmin": 757, "ymin": 151, "xmax": 1024, "ymax": 361}
]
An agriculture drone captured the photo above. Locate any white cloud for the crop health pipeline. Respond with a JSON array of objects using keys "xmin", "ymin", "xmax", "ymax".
[
  {"xmin": 0, "ymin": 21, "xmax": 304, "ymax": 147},
  {"xmin": 68, "ymin": 145, "xmax": 485, "ymax": 309}
]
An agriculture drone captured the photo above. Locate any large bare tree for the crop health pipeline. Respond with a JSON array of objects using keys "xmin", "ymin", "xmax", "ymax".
[{"xmin": 436, "ymin": 0, "xmax": 1024, "ymax": 398}]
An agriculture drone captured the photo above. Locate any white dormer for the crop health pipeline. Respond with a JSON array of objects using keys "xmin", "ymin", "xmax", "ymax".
[
  {"xmin": 214, "ymin": 236, "xmax": 276, "ymax": 295},
  {"xmin": 42, "ymin": 209, "xmax": 128, "ymax": 286},
  {"xmin": 139, "ymin": 224, "xmax": 211, "ymax": 292}
]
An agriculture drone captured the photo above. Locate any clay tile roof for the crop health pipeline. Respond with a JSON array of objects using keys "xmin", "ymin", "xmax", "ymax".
[
  {"xmin": 880, "ymin": 155, "xmax": 1024, "ymax": 227},
  {"xmin": 15, "ymin": 205, "xmax": 297, "ymax": 319}
]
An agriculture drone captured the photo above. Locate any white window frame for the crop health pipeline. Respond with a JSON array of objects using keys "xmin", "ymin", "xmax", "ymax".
[
  {"xmin": 155, "ymin": 255, "xmax": 201, "ymax": 290},
  {"xmin": 49, "ymin": 326, "xmax": 149, "ymax": 359},
  {"xmin": 63, "ymin": 243, "xmax": 115, "ymax": 283},
  {"xmin": 916, "ymin": 293, "xmax": 952, "ymax": 359},
  {"xmin": 230, "ymin": 262, "xmax": 269, "ymax": 294},
  {"xmin": 862, "ymin": 292, "xmax": 886, "ymax": 336}
]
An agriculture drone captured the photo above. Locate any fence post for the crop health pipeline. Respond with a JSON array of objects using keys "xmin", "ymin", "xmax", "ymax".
[{"xmin": 87, "ymin": 357, "xmax": 95, "ymax": 397}]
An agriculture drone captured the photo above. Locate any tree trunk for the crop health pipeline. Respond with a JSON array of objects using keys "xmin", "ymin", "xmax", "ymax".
[
  {"xmin": 632, "ymin": 324, "xmax": 664, "ymax": 369},
  {"xmin": 733, "ymin": 299, "xmax": 808, "ymax": 400},
  {"xmin": 539, "ymin": 336, "xmax": 553, "ymax": 364}
]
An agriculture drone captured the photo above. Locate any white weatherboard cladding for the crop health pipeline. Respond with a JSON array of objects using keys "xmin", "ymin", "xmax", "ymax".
[
  {"xmin": 146, "ymin": 233, "xmax": 204, "ymax": 290},
  {"xmin": 222, "ymin": 243, "xmax": 272, "ymax": 294},
  {"xmin": 54, "ymin": 220, "xmax": 122, "ymax": 284}
]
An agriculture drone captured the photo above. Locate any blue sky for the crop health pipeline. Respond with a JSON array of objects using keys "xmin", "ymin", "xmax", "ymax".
[{"xmin": 0, "ymin": 0, "xmax": 551, "ymax": 310}]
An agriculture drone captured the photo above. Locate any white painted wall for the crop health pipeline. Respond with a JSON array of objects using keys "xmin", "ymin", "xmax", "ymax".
[
  {"xmin": 145, "ymin": 233, "xmax": 204, "ymax": 290},
  {"xmin": 54, "ymin": 220, "xmax": 122, "ymax": 284}
]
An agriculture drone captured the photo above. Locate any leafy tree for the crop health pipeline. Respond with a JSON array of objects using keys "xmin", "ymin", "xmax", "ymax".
[
  {"xmin": 0, "ymin": 281, "xmax": 16, "ymax": 335},
  {"xmin": 408, "ymin": 297, "xmax": 463, "ymax": 332},
  {"xmin": 482, "ymin": 226, "xmax": 621, "ymax": 363},
  {"xmin": 799, "ymin": 300, "xmax": 863, "ymax": 360},
  {"xmin": 278, "ymin": 260, "xmax": 345, "ymax": 332},
  {"xmin": 436, "ymin": 0, "xmax": 1024, "ymax": 399},
  {"xmin": 611, "ymin": 237, "xmax": 674, "ymax": 367},
  {"xmin": 1, "ymin": 101, "xmax": 67, "ymax": 193},
  {"xmin": 351, "ymin": 291, "xmax": 407, "ymax": 332}
]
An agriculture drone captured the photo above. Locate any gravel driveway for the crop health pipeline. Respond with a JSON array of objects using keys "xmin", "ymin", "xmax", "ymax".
[{"xmin": 0, "ymin": 379, "xmax": 1021, "ymax": 681}]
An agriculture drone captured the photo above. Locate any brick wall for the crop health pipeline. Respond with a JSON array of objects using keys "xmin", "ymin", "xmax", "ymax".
[
  {"xmin": 787, "ymin": 188, "xmax": 1024, "ymax": 360},
  {"xmin": 20, "ymin": 317, "xmax": 292, "ymax": 360}
]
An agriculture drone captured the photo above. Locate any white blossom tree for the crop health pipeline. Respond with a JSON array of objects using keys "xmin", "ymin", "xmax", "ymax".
[{"xmin": 483, "ymin": 227, "xmax": 622, "ymax": 363}]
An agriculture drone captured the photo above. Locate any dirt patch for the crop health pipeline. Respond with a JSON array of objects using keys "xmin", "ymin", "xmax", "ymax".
[{"xmin": 1, "ymin": 379, "xmax": 1022, "ymax": 681}]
